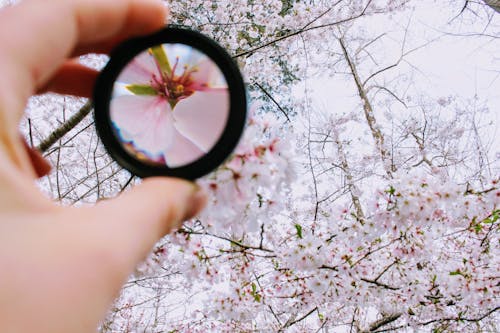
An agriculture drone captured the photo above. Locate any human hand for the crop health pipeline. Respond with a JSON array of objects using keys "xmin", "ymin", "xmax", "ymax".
[{"xmin": 0, "ymin": 1, "xmax": 206, "ymax": 332}]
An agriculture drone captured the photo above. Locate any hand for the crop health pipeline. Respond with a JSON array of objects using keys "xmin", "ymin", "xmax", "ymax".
[{"xmin": 0, "ymin": 1, "xmax": 206, "ymax": 332}]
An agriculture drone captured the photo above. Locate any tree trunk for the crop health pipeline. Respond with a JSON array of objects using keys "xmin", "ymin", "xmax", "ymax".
[
  {"xmin": 339, "ymin": 39, "xmax": 394, "ymax": 178},
  {"xmin": 484, "ymin": 0, "xmax": 500, "ymax": 13}
]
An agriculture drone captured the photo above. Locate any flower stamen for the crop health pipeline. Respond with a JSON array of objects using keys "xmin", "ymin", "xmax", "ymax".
[{"xmin": 146, "ymin": 49, "xmax": 205, "ymax": 109}]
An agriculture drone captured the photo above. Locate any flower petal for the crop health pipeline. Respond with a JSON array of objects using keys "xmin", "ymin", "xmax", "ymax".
[
  {"xmin": 110, "ymin": 95, "xmax": 174, "ymax": 156},
  {"xmin": 172, "ymin": 90, "xmax": 230, "ymax": 152},
  {"xmin": 162, "ymin": 128, "xmax": 206, "ymax": 168},
  {"xmin": 117, "ymin": 51, "xmax": 159, "ymax": 84},
  {"xmin": 190, "ymin": 59, "xmax": 227, "ymax": 90},
  {"xmin": 132, "ymin": 112, "xmax": 175, "ymax": 157}
]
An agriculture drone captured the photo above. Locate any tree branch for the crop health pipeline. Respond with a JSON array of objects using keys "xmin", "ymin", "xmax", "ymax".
[
  {"xmin": 421, "ymin": 306, "xmax": 499, "ymax": 325},
  {"xmin": 360, "ymin": 278, "xmax": 399, "ymax": 291},
  {"xmin": 234, "ymin": 1, "xmax": 374, "ymax": 58},
  {"xmin": 339, "ymin": 38, "xmax": 393, "ymax": 178},
  {"xmin": 253, "ymin": 82, "xmax": 290, "ymax": 122},
  {"xmin": 360, "ymin": 313, "xmax": 402, "ymax": 333},
  {"xmin": 37, "ymin": 100, "xmax": 93, "ymax": 153},
  {"xmin": 280, "ymin": 307, "xmax": 318, "ymax": 331}
]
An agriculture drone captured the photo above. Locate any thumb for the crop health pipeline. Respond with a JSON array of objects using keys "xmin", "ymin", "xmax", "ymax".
[{"xmin": 88, "ymin": 177, "xmax": 206, "ymax": 269}]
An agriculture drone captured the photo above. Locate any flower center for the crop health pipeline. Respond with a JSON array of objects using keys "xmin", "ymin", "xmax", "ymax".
[{"xmin": 152, "ymin": 57, "xmax": 198, "ymax": 109}]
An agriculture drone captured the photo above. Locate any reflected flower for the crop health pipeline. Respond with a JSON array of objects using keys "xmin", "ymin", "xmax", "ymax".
[{"xmin": 111, "ymin": 44, "xmax": 229, "ymax": 167}]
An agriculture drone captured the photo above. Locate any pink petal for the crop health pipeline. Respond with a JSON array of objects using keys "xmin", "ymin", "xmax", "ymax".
[
  {"xmin": 132, "ymin": 112, "xmax": 175, "ymax": 156},
  {"xmin": 172, "ymin": 90, "xmax": 230, "ymax": 152},
  {"xmin": 190, "ymin": 59, "xmax": 226, "ymax": 90},
  {"xmin": 110, "ymin": 95, "xmax": 174, "ymax": 155},
  {"xmin": 190, "ymin": 59, "xmax": 213, "ymax": 83},
  {"xmin": 162, "ymin": 128, "xmax": 206, "ymax": 168},
  {"xmin": 117, "ymin": 51, "xmax": 159, "ymax": 84}
]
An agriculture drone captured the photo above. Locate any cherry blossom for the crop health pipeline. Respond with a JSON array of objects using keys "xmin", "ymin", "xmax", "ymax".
[{"xmin": 110, "ymin": 44, "xmax": 229, "ymax": 167}]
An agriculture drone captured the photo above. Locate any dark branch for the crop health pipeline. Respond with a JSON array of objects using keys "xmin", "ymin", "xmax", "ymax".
[
  {"xmin": 421, "ymin": 306, "xmax": 499, "ymax": 326},
  {"xmin": 234, "ymin": 1, "xmax": 374, "ymax": 58},
  {"xmin": 280, "ymin": 307, "xmax": 318, "ymax": 331},
  {"xmin": 254, "ymin": 82, "xmax": 290, "ymax": 122},
  {"xmin": 361, "ymin": 313, "xmax": 402, "ymax": 333},
  {"xmin": 360, "ymin": 278, "xmax": 399, "ymax": 291},
  {"xmin": 38, "ymin": 100, "xmax": 93, "ymax": 153}
]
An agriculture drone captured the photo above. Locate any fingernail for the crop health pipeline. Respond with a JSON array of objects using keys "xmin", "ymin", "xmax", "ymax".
[{"xmin": 182, "ymin": 184, "xmax": 207, "ymax": 222}]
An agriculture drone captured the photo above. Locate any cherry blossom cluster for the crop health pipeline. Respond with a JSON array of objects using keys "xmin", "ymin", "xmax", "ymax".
[
  {"xmin": 135, "ymin": 109, "xmax": 295, "ymax": 274},
  {"xmin": 182, "ymin": 171, "xmax": 499, "ymax": 332},
  {"xmin": 195, "ymin": 112, "xmax": 295, "ymax": 233}
]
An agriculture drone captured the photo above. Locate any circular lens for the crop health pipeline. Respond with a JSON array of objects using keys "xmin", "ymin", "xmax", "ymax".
[
  {"xmin": 94, "ymin": 27, "xmax": 247, "ymax": 179},
  {"xmin": 110, "ymin": 44, "xmax": 230, "ymax": 168}
]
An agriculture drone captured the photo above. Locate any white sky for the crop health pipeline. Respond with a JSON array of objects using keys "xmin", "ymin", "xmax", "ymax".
[{"xmin": 309, "ymin": 1, "xmax": 499, "ymax": 166}]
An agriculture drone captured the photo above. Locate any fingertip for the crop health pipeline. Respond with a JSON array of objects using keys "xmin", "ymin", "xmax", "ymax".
[
  {"xmin": 78, "ymin": 177, "xmax": 207, "ymax": 285},
  {"xmin": 101, "ymin": 177, "xmax": 207, "ymax": 236},
  {"xmin": 71, "ymin": 1, "xmax": 169, "ymax": 57},
  {"xmin": 125, "ymin": 0, "xmax": 169, "ymax": 35},
  {"xmin": 152, "ymin": 0, "xmax": 170, "ymax": 22},
  {"xmin": 139, "ymin": 178, "xmax": 207, "ymax": 230}
]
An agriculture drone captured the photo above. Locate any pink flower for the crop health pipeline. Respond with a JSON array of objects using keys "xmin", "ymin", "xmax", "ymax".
[{"xmin": 110, "ymin": 44, "xmax": 230, "ymax": 167}]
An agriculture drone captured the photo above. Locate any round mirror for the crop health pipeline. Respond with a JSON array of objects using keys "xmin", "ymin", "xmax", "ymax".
[{"xmin": 93, "ymin": 27, "xmax": 247, "ymax": 179}]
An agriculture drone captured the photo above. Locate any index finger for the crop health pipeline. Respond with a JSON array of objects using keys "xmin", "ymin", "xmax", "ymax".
[{"xmin": 0, "ymin": 0, "xmax": 167, "ymax": 116}]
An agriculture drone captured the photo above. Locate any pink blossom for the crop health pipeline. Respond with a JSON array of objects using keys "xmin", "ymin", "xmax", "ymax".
[{"xmin": 110, "ymin": 45, "xmax": 230, "ymax": 167}]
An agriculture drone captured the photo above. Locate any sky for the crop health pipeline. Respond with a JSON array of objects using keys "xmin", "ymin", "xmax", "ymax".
[{"xmin": 308, "ymin": 0, "xmax": 499, "ymax": 169}]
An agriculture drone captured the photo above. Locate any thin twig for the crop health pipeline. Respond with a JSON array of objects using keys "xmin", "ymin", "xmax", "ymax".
[{"xmin": 253, "ymin": 82, "xmax": 290, "ymax": 122}]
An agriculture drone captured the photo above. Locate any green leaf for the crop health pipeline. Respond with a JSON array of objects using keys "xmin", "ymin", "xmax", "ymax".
[
  {"xmin": 484, "ymin": 209, "xmax": 499, "ymax": 224},
  {"xmin": 295, "ymin": 224, "xmax": 303, "ymax": 239},
  {"xmin": 125, "ymin": 84, "xmax": 158, "ymax": 96},
  {"xmin": 250, "ymin": 283, "xmax": 261, "ymax": 302},
  {"xmin": 151, "ymin": 45, "xmax": 171, "ymax": 76},
  {"xmin": 385, "ymin": 185, "xmax": 396, "ymax": 195},
  {"xmin": 279, "ymin": 0, "xmax": 295, "ymax": 17}
]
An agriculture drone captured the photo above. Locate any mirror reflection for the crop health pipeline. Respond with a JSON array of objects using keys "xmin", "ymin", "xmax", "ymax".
[{"xmin": 110, "ymin": 43, "xmax": 230, "ymax": 168}]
